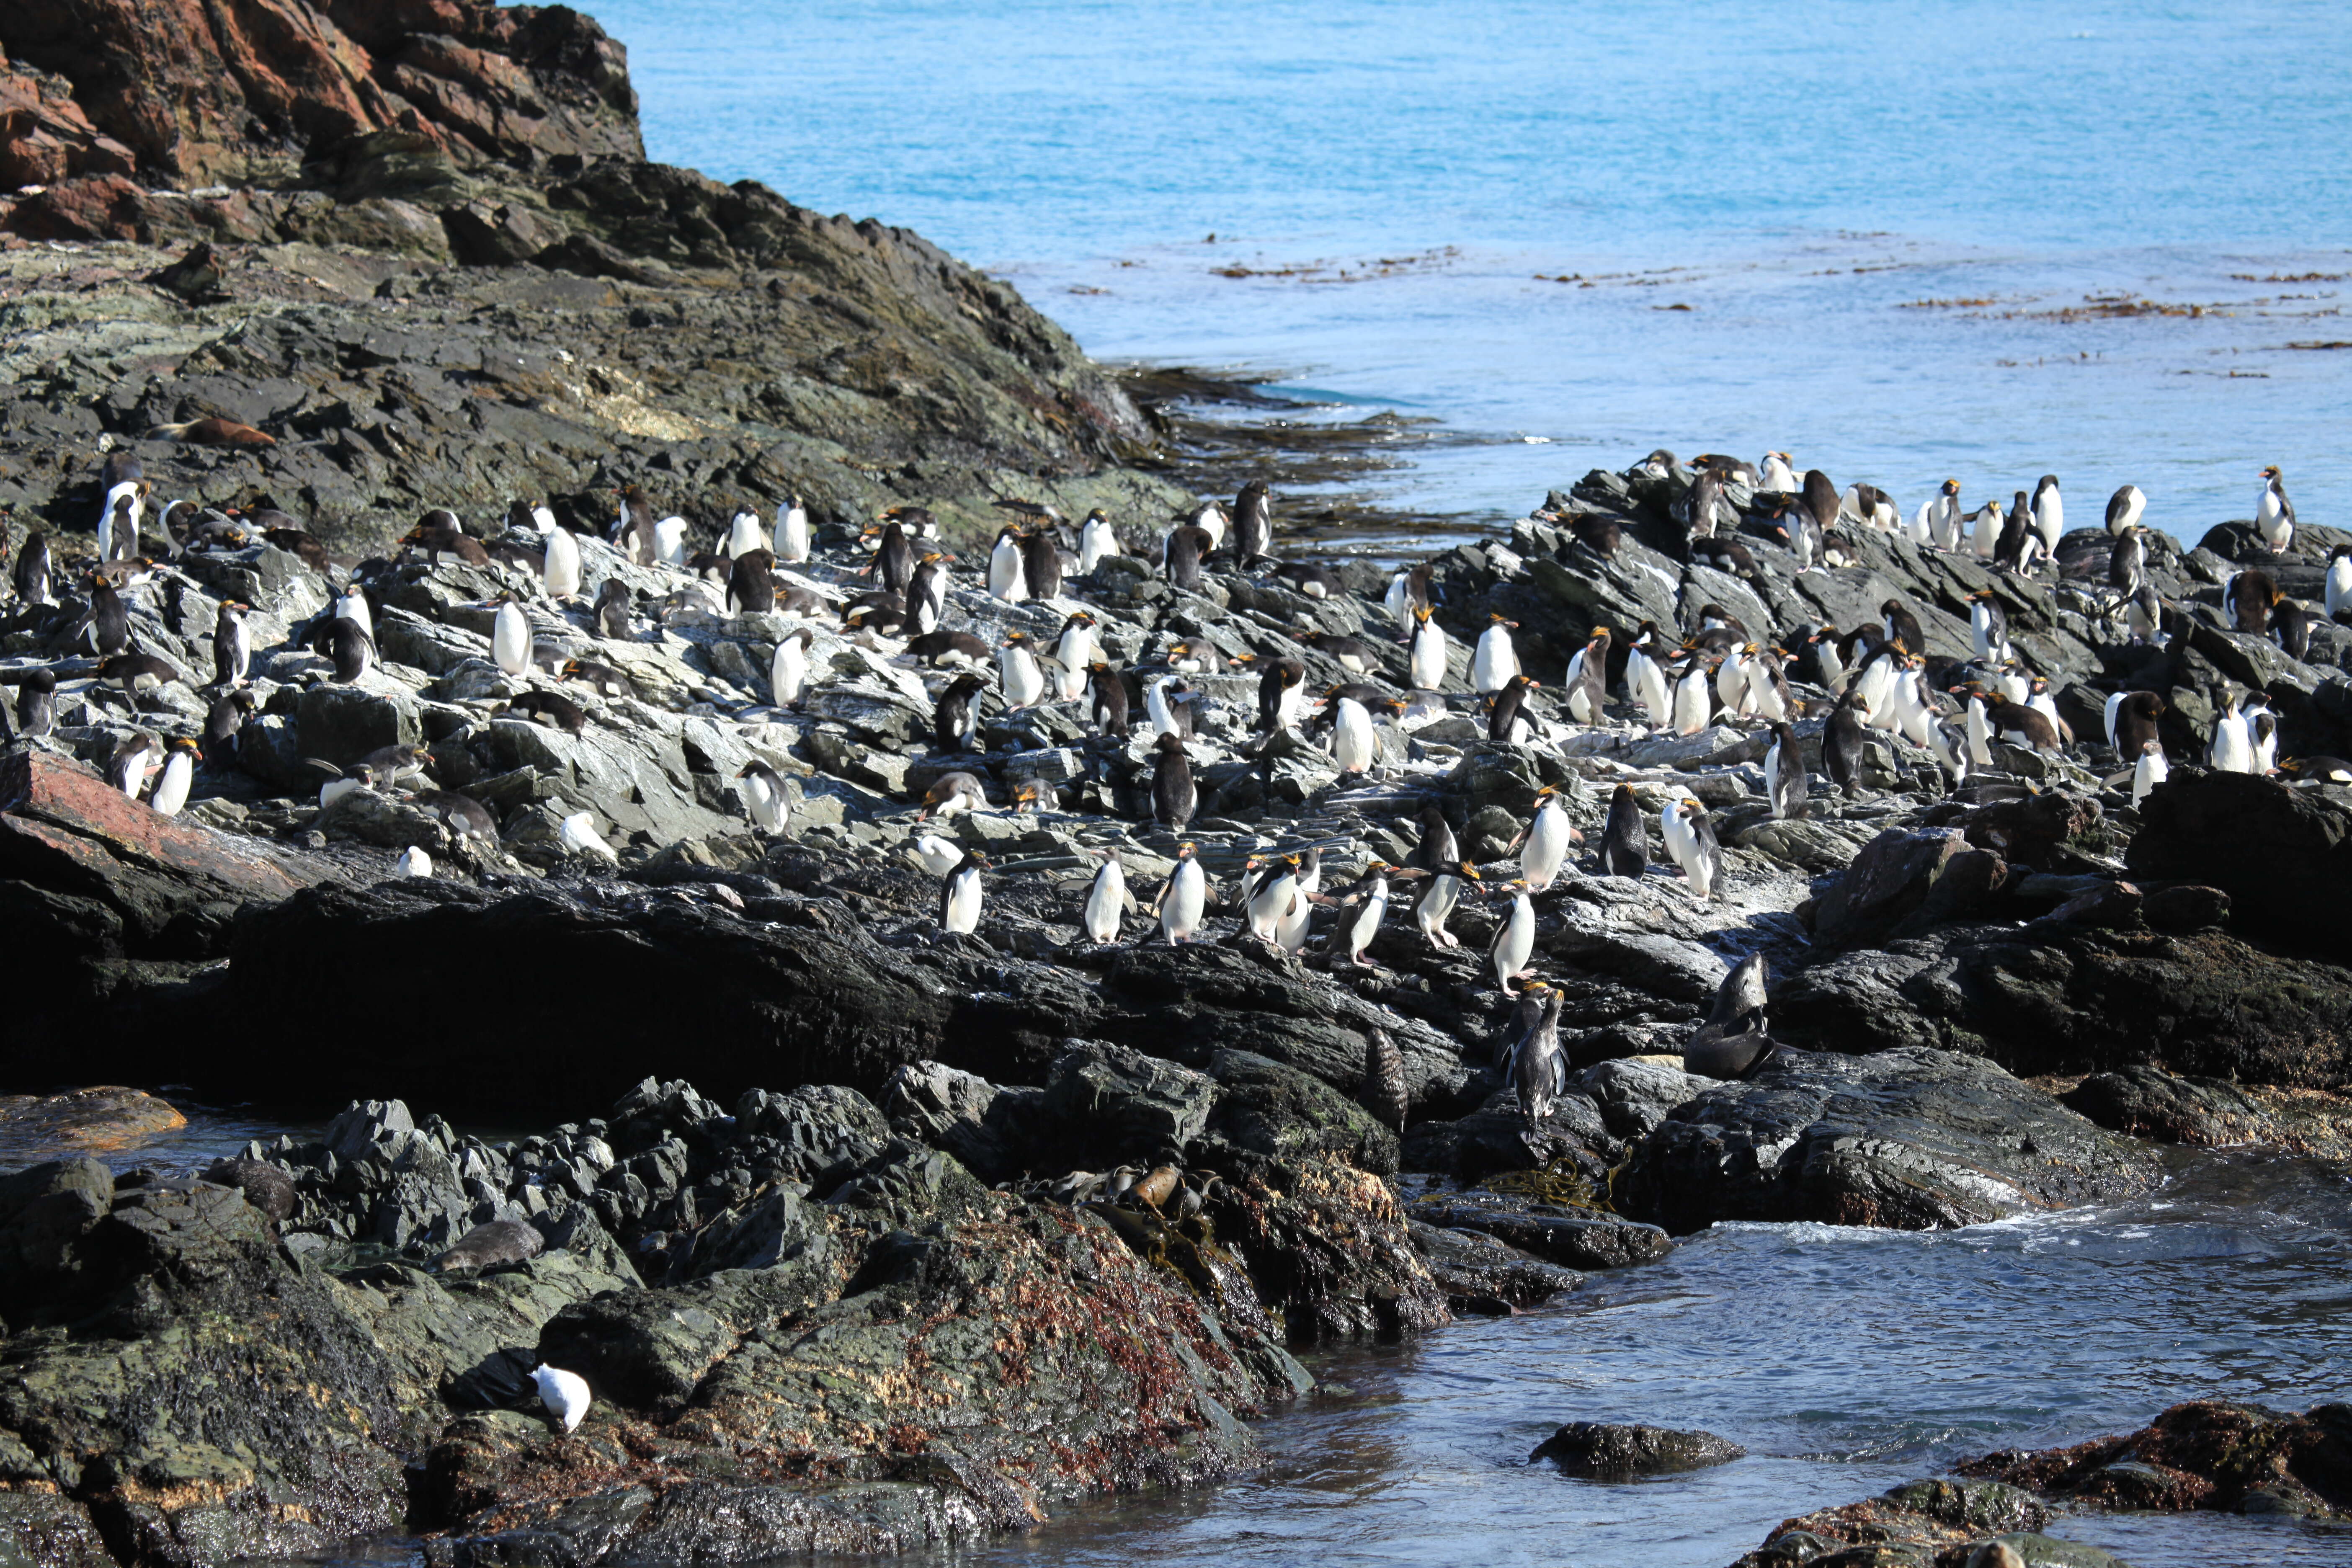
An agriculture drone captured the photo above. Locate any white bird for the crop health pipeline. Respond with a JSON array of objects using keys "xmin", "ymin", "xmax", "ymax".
[
  {"xmin": 1626, "ymin": 636, "xmax": 1671, "ymax": 732},
  {"xmin": 775, "ymin": 495, "xmax": 810, "ymax": 564},
  {"xmin": 1147, "ymin": 676, "xmax": 1186, "ymax": 739},
  {"xmin": 911, "ymin": 833, "xmax": 962, "ymax": 875},
  {"xmin": 2105, "ymin": 484, "xmax": 2146, "ymax": 536},
  {"xmin": 1082, "ymin": 853, "xmax": 1127, "ymax": 945},
  {"xmin": 738, "ymin": 762, "xmax": 789, "ymax": 834},
  {"xmin": 1488, "ymin": 882, "xmax": 1536, "ymax": 994},
  {"xmin": 318, "ymin": 764, "xmax": 373, "ymax": 809},
  {"xmin": 2244, "ymin": 698, "xmax": 2278, "ymax": 773},
  {"xmin": 1078, "ymin": 509, "xmax": 1118, "ymax": 575},
  {"xmin": 1471, "ymin": 616, "xmax": 1520, "ymax": 693},
  {"xmin": 2255, "ymin": 466, "xmax": 2295, "ymax": 554},
  {"xmin": 1341, "ymin": 866, "xmax": 1391, "ymax": 967},
  {"xmin": 1965, "ymin": 695, "xmax": 1995, "ymax": 767},
  {"xmin": 726, "ymin": 507, "xmax": 766, "ymax": 560},
  {"xmin": 1713, "ymin": 645, "xmax": 1754, "ymax": 718},
  {"xmin": 988, "ymin": 529, "xmax": 1029, "ymax": 602},
  {"xmin": 998, "ymin": 634, "xmax": 1047, "ymax": 709},
  {"xmin": 941, "ymin": 852, "xmax": 986, "ymax": 934},
  {"xmin": 771, "ymin": 628, "xmax": 810, "ymax": 708},
  {"xmin": 559, "ymin": 811, "xmax": 617, "ymax": 859},
  {"xmin": 1054, "ymin": 615, "xmax": 1099, "ymax": 702},
  {"xmin": 1970, "ymin": 500, "xmax": 2003, "ymax": 559},
  {"xmin": 2327, "ymin": 546, "xmax": 2352, "ymax": 621},
  {"xmin": 1158, "ymin": 846, "xmax": 1207, "ymax": 944},
  {"xmin": 147, "ymin": 742, "xmax": 194, "ymax": 816},
  {"xmin": 1743, "ymin": 646, "xmax": 1789, "ymax": 723},
  {"xmin": 336, "ymin": 583, "xmax": 374, "ymax": 645},
  {"xmin": 1382, "ymin": 571, "xmax": 1415, "ymax": 633},
  {"xmin": 2031, "ymin": 476, "xmax": 2063, "ymax": 555},
  {"xmin": 1758, "ymin": 451, "xmax": 1796, "ymax": 493},
  {"xmin": 1854, "ymin": 653, "xmax": 1900, "ymax": 730},
  {"xmin": 1408, "ymin": 611, "xmax": 1449, "ymax": 690},
  {"xmin": 1671, "ymin": 660, "xmax": 1713, "ymax": 736},
  {"xmin": 2207, "ymin": 696, "xmax": 2256, "ymax": 773},
  {"xmin": 1274, "ymin": 854, "xmax": 1317, "ymax": 953},
  {"xmin": 531, "ymin": 1364, "xmax": 591, "ymax": 1434},
  {"xmin": 1245, "ymin": 857, "xmax": 1302, "ymax": 943},
  {"xmin": 1921, "ymin": 479, "xmax": 1962, "ymax": 549},
  {"xmin": 653, "ymin": 516, "xmax": 689, "ymax": 565},
  {"xmin": 1416, "ymin": 865, "xmax": 1473, "ymax": 950},
  {"xmin": 1661, "ymin": 798, "xmax": 1721, "ymax": 900},
  {"xmin": 1522, "ymin": 787, "xmax": 1573, "ymax": 890},
  {"xmin": 2132, "ymin": 740, "xmax": 2169, "ymax": 806},
  {"xmin": 1890, "ymin": 666, "xmax": 1936, "ymax": 748},
  {"xmin": 394, "ymin": 845, "xmax": 433, "ymax": 877},
  {"xmin": 492, "ymin": 599, "xmax": 531, "ymax": 677},
  {"xmin": 1333, "ymin": 696, "xmax": 1379, "ymax": 775},
  {"xmin": 539, "ymin": 518, "xmax": 582, "ymax": 599}
]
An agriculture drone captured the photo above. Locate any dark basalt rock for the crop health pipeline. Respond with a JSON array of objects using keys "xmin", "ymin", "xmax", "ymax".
[
  {"xmin": 1614, "ymin": 1047, "xmax": 2160, "ymax": 1235},
  {"xmin": 1725, "ymin": 1477, "xmax": 2069, "ymax": 1568},
  {"xmin": 1405, "ymin": 1219, "xmax": 1580, "ymax": 1314},
  {"xmin": 1532, "ymin": 1421, "xmax": 1743, "ymax": 1476},
  {"xmin": 1959, "ymin": 1400, "xmax": 2352, "ymax": 1520},
  {"xmin": 2059, "ymin": 1064, "xmax": 2286, "ymax": 1148},
  {"xmin": 1774, "ymin": 925, "xmax": 2352, "ymax": 1090},
  {"xmin": 2128, "ymin": 769, "xmax": 2352, "ymax": 948},
  {"xmin": 1407, "ymin": 1189, "xmax": 1672, "ymax": 1271}
]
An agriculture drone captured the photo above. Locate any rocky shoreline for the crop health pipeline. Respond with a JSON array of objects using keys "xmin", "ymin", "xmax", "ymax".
[{"xmin": 4, "ymin": 3, "xmax": 2352, "ymax": 1565}]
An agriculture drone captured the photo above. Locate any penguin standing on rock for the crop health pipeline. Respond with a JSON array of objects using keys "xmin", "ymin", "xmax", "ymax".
[
  {"xmin": 1081, "ymin": 848, "xmax": 1129, "ymax": 945},
  {"xmin": 1598, "ymin": 784, "xmax": 1648, "ymax": 877},
  {"xmin": 1662, "ymin": 798, "xmax": 1723, "ymax": 900},
  {"xmin": 939, "ymin": 849, "xmax": 988, "ymax": 936},
  {"xmin": 1487, "ymin": 878, "xmax": 1537, "ymax": 994},
  {"xmin": 1519, "ymin": 784, "xmax": 1574, "ymax": 890},
  {"xmin": 1488, "ymin": 673, "xmax": 1541, "ymax": 743},
  {"xmin": 2256, "ymin": 466, "xmax": 2296, "ymax": 554},
  {"xmin": 492, "ymin": 596, "xmax": 531, "ymax": 676},
  {"xmin": 147, "ymin": 737, "xmax": 199, "ymax": 816},
  {"xmin": 328, "ymin": 617, "xmax": 377, "ymax": 684},
  {"xmin": 211, "ymin": 601, "xmax": 251, "ymax": 687},
  {"xmin": 1824, "ymin": 688, "xmax": 1869, "ymax": 798},
  {"xmin": 12, "ymin": 531, "xmax": 51, "ymax": 606},
  {"xmin": 1153, "ymin": 841, "xmax": 1207, "ymax": 944},
  {"xmin": 1151, "ymin": 732, "xmax": 1197, "ymax": 831},
  {"xmin": 1415, "ymin": 861, "xmax": 1478, "ymax": 950},
  {"xmin": 1021, "ymin": 527, "xmax": 1065, "ymax": 601},
  {"xmin": 593, "ymin": 580, "xmax": 633, "ymax": 640},
  {"xmin": 1336, "ymin": 863, "xmax": 1394, "ymax": 968},
  {"xmin": 1563, "ymin": 627, "xmax": 1611, "ymax": 725},
  {"xmin": 108, "ymin": 732, "xmax": 162, "ymax": 798},
  {"xmin": 933, "ymin": 673, "xmax": 988, "ymax": 753},
  {"xmin": 1472, "ymin": 613, "xmax": 1521, "ymax": 693},
  {"xmin": 1233, "ymin": 480, "xmax": 1275, "ymax": 564},
  {"xmin": 1408, "ymin": 607, "xmax": 1449, "ymax": 691},
  {"xmin": 1088, "ymin": 663, "xmax": 1130, "ymax": 738},
  {"xmin": 1410, "ymin": 800, "xmax": 1460, "ymax": 875},
  {"xmin": 737, "ymin": 762, "xmax": 790, "ymax": 835},
  {"xmin": 1505, "ymin": 982, "xmax": 1566, "ymax": 1128},
  {"xmin": 8, "ymin": 667, "xmax": 56, "ymax": 738},
  {"xmin": 1764, "ymin": 721, "xmax": 1808, "ymax": 820}
]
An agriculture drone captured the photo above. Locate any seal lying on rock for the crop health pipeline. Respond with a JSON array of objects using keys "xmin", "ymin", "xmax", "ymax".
[{"xmin": 431, "ymin": 1217, "xmax": 544, "ymax": 1271}]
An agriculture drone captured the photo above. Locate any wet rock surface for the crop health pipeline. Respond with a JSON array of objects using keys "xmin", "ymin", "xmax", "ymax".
[{"xmin": 1533, "ymin": 1421, "xmax": 1745, "ymax": 1476}]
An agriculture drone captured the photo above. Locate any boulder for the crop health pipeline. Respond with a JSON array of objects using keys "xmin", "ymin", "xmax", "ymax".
[
  {"xmin": 1615, "ymin": 1047, "xmax": 2161, "ymax": 1234},
  {"xmin": 2128, "ymin": 770, "xmax": 2352, "ymax": 946},
  {"xmin": 1531, "ymin": 1421, "xmax": 1743, "ymax": 1476}
]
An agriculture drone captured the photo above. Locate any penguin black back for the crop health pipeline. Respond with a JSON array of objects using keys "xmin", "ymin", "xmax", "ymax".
[
  {"xmin": 1411, "ymin": 800, "xmax": 1459, "ymax": 874},
  {"xmin": 728, "ymin": 549, "xmax": 777, "ymax": 614},
  {"xmin": 934, "ymin": 671, "xmax": 988, "ymax": 753},
  {"xmin": 1089, "ymin": 663, "xmax": 1130, "ymax": 738},
  {"xmin": 1824, "ymin": 689, "xmax": 1868, "ymax": 797},
  {"xmin": 1599, "ymin": 784, "xmax": 1647, "ymax": 877},
  {"xmin": 1019, "ymin": 530, "xmax": 1063, "ymax": 599},
  {"xmin": 1151, "ymin": 731, "xmax": 1196, "ymax": 830}
]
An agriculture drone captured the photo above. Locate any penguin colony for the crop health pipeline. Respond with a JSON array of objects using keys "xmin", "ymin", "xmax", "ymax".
[{"xmin": 1, "ymin": 453, "xmax": 2342, "ymax": 1125}]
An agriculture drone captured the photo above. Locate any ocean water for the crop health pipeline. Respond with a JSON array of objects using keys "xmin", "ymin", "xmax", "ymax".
[{"xmin": 592, "ymin": 0, "xmax": 2352, "ymax": 544}]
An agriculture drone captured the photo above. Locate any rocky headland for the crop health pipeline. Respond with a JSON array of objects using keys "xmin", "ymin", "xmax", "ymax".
[{"xmin": 3, "ymin": 3, "xmax": 2352, "ymax": 1566}]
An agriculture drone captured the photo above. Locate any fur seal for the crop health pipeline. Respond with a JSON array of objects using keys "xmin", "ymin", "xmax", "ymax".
[
  {"xmin": 1684, "ymin": 954, "xmax": 1778, "ymax": 1079},
  {"xmin": 433, "ymin": 1217, "xmax": 544, "ymax": 1271}
]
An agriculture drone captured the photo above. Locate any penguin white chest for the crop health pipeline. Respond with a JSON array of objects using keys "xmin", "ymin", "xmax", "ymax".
[
  {"xmin": 493, "ymin": 603, "xmax": 531, "ymax": 676},
  {"xmin": 1410, "ymin": 624, "xmax": 1447, "ymax": 689},
  {"xmin": 944, "ymin": 868, "xmax": 984, "ymax": 934}
]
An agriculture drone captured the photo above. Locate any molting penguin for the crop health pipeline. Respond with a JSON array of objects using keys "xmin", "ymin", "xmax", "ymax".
[
  {"xmin": 2222, "ymin": 567, "xmax": 2277, "ymax": 635},
  {"xmin": 2256, "ymin": 465, "xmax": 2296, "ymax": 554},
  {"xmin": 1151, "ymin": 732, "xmax": 1197, "ymax": 831},
  {"xmin": 939, "ymin": 848, "xmax": 988, "ymax": 936},
  {"xmin": 1684, "ymin": 954, "xmax": 1777, "ymax": 1079},
  {"xmin": 1597, "ymin": 784, "xmax": 1648, "ymax": 877},
  {"xmin": 1504, "ymin": 982, "xmax": 1566, "ymax": 1127}
]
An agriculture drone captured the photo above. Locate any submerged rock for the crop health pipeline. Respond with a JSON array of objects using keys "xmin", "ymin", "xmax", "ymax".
[{"xmin": 1533, "ymin": 1421, "xmax": 1744, "ymax": 1476}]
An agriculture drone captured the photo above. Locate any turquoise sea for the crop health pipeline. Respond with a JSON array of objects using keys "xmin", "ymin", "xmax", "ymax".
[{"xmin": 596, "ymin": 0, "xmax": 2350, "ymax": 544}]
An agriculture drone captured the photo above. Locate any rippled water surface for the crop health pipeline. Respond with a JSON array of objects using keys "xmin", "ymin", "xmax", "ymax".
[{"xmin": 594, "ymin": 0, "xmax": 2352, "ymax": 542}]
